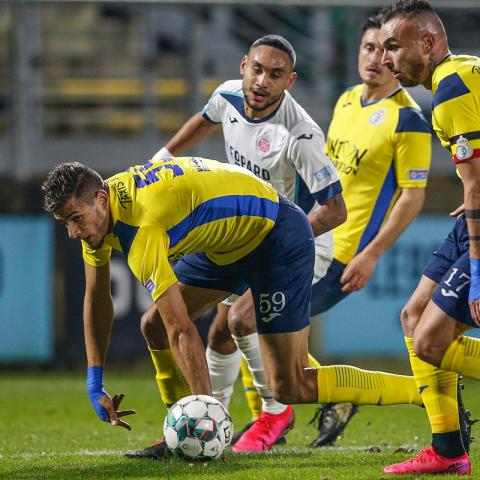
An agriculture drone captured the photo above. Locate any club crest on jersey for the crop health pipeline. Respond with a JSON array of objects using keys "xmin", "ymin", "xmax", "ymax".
[
  {"xmin": 455, "ymin": 135, "xmax": 473, "ymax": 161},
  {"xmin": 257, "ymin": 135, "xmax": 271, "ymax": 154},
  {"xmin": 369, "ymin": 108, "xmax": 386, "ymax": 126}
]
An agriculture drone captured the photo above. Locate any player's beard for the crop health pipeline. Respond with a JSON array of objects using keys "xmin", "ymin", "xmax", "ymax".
[
  {"xmin": 396, "ymin": 59, "xmax": 425, "ymax": 87},
  {"xmin": 243, "ymin": 89, "xmax": 283, "ymax": 113}
]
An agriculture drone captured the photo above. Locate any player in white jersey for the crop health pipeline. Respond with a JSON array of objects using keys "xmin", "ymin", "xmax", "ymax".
[
  {"xmin": 201, "ymin": 78, "xmax": 340, "ymax": 284},
  {"xmin": 127, "ymin": 35, "xmax": 346, "ymax": 459}
]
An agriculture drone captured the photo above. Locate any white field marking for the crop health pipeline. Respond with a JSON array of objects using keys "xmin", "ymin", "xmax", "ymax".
[
  {"xmin": 6, "ymin": 444, "xmax": 422, "ymax": 459},
  {"xmin": 8, "ymin": 449, "xmax": 125, "ymax": 459}
]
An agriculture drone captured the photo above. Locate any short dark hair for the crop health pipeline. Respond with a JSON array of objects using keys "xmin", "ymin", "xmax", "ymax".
[
  {"xmin": 379, "ymin": 0, "xmax": 434, "ymax": 24},
  {"xmin": 361, "ymin": 14, "xmax": 382, "ymax": 36},
  {"xmin": 42, "ymin": 162, "xmax": 105, "ymax": 214},
  {"xmin": 250, "ymin": 34, "xmax": 296, "ymax": 69}
]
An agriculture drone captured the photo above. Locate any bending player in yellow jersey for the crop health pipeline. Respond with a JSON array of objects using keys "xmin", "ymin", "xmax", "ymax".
[
  {"xmin": 43, "ymin": 159, "xmax": 427, "ymax": 475},
  {"xmin": 135, "ymin": 35, "xmax": 346, "ymax": 456},
  {"xmin": 378, "ymin": 0, "xmax": 479, "ymax": 475}
]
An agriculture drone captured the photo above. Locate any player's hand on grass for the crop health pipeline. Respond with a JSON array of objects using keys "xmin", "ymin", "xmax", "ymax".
[
  {"xmin": 86, "ymin": 366, "xmax": 136, "ymax": 430},
  {"xmin": 450, "ymin": 203, "xmax": 465, "ymax": 217},
  {"xmin": 99, "ymin": 392, "xmax": 136, "ymax": 431},
  {"xmin": 340, "ymin": 251, "xmax": 378, "ymax": 292}
]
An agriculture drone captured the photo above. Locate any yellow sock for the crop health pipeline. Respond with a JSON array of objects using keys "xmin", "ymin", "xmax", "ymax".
[
  {"xmin": 405, "ymin": 337, "xmax": 459, "ymax": 433},
  {"xmin": 440, "ymin": 335, "xmax": 480, "ymax": 380},
  {"xmin": 316, "ymin": 363, "xmax": 422, "ymax": 406},
  {"xmin": 308, "ymin": 353, "xmax": 322, "ymax": 369},
  {"xmin": 149, "ymin": 347, "xmax": 191, "ymax": 408},
  {"xmin": 240, "ymin": 357, "xmax": 262, "ymax": 420}
]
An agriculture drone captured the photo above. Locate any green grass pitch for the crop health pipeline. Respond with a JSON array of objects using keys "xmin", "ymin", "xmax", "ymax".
[{"xmin": 1, "ymin": 368, "xmax": 478, "ymax": 479}]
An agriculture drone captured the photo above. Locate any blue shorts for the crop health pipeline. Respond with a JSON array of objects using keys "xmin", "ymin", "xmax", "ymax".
[
  {"xmin": 174, "ymin": 196, "xmax": 315, "ymax": 334},
  {"xmin": 423, "ymin": 215, "xmax": 476, "ymax": 328},
  {"xmin": 310, "ymin": 259, "xmax": 349, "ymax": 316}
]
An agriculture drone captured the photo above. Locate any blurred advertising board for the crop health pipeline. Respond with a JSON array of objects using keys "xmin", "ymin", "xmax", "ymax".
[
  {"xmin": 0, "ymin": 216, "xmax": 54, "ymax": 362},
  {"xmin": 59, "ymin": 233, "xmax": 213, "ymax": 365}
]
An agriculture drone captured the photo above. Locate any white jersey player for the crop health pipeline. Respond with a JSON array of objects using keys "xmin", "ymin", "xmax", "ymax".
[
  {"xmin": 200, "ymin": 79, "xmax": 340, "ymax": 283},
  {"xmin": 129, "ymin": 35, "xmax": 346, "ymax": 460}
]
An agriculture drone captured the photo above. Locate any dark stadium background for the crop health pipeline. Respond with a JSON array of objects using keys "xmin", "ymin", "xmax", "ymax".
[{"xmin": 1, "ymin": 0, "xmax": 479, "ymax": 368}]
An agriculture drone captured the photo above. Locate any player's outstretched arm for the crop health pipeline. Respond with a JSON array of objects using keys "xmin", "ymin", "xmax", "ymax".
[
  {"xmin": 155, "ymin": 282, "xmax": 213, "ymax": 395},
  {"xmin": 308, "ymin": 192, "xmax": 347, "ymax": 236},
  {"xmin": 151, "ymin": 113, "xmax": 218, "ymax": 161},
  {"xmin": 457, "ymin": 158, "xmax": 480, "ymax": 325},
  {"xmin": 83, "ymin": 262, "xmax": 136, "ymax": 429},
  {"xmin": 341, "ymin": 187, "xmax": 425, "ymax": 292}
]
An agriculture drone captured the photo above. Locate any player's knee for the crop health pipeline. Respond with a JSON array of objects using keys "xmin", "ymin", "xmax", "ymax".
[
  {"xmin": 400, "ymin": 302, "xmax": 421, "ymax": 336},
  {"xmin": 228, "ymin": 306, "xmax": 256, "ymax": 337},
  {"xmin": 207, "ymin": 318, "xmax": 234, "ymax": 352},
  {"xmin": 413, "ymin": 334, "xmax": 443, "ymax": 366},
  {"xmin": 140, "ymin": 307, "xmax": 169, "ymax": 349}
]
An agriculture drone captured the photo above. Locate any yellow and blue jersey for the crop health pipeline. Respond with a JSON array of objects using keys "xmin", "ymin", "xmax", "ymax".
[
  {"xmin": 431, "ymin": 54, "xmax": 480, "ymax": 164},
  {"xmin": 325, "ymin": 85, "xmax": 431, "ymax": 264},
  {"xmin": 82, "ymin": 157, "xmax": 279, "ymax": 301}
]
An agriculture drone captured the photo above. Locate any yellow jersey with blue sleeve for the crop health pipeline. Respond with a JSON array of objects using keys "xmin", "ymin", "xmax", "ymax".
[
  {"xmin": 326, "ymin": 85, "xmax": 431, "ymax": 264},
  {"xmin": 82, "ymin": 157, "xmax": 279, "ymax": 301},
  {"xmin": 431, "ymin": 54, "xmax": 480, "ymax": 164}
]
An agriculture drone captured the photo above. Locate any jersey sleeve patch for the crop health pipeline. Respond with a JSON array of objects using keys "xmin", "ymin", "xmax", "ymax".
[
  {"xmin": 432, "ymin": 72, "xmax": 470, "ymax": 109},
  {"xmin": 408, "ymin": 169, "xmax": 429, "ymax": 181},
  {"xmin": 396, "ymin": 107, "xmax": 431, "ymax": 133}
]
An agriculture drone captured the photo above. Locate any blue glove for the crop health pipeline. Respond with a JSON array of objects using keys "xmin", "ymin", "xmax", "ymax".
[
  {"xmin": 86, "ymin": 366, "xmax": 109, "ymax": 421},
  {"xmin": 469, "ymin": 259, "xmax": 480, "ymax": 302}
]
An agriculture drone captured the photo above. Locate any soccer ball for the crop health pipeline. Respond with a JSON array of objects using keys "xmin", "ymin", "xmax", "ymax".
[{"xmin": 163, "ymin": 394, "xmax": 233, "ymax": 461}]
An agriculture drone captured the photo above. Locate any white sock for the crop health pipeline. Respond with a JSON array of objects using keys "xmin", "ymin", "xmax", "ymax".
[
  {"xmin": 232, "ymin": 332, "xmax": 287, "ymax": 415},
  {"xmin": 206, "ymin": 347, "xmax": 241, "ymax": 409}
]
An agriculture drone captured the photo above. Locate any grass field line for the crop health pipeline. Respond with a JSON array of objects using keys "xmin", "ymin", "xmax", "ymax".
[{"xmin": 4, "ymin": 443, "xmax": 421, "ymax": 460}]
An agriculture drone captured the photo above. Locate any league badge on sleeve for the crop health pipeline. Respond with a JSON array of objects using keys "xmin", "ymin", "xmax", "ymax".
[{"xmin": 455, "ymin": 135, "xmax": 474, "ymax": 161}]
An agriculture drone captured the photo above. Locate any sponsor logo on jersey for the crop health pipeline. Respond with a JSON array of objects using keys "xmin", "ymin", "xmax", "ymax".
[
  {"xmin": 472, "ymin": 64, "xmax": 480, "ymax": 75},
  {"xmin": 369, "ymin": 107, "xmax": 386, "ymax": 126},
  {"xmin": 257, "ymin": 135, "xmax": 271, "ymax": 153},
  {"xmin": 229, "ymin": 116, "xmax": 238, "ymax": 123},
  {"xmin": 112, "ymin": 180, "xmax": 132, "ymax": 209},
  {"xmin": 144, "ymin": 279, "xmax": 155, "ymax": 293},
  {"xmin": 227, "ymin": 142, "xmax": 271, "ymax": 180},
  {"xmin": 408, "ymin": 169, "xmax": 429, "ymax": 181},
  {"xmin": 314, "ymin": 165, "xmax": 335, "ymax": 182},
  {"xmin": 342, "ymin": 101, "xmax": 352, "ymax": 108},
  {"xmin": 455, "ymin": 135, "xmax": 474, "ymax": 161},
  {"xmin": 327, "ymin": 137, "xmax": 368, "ymax": 176},
  {"xmin": 297, "ymin": 133, "xmax": 313, "ymax": 141}
]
